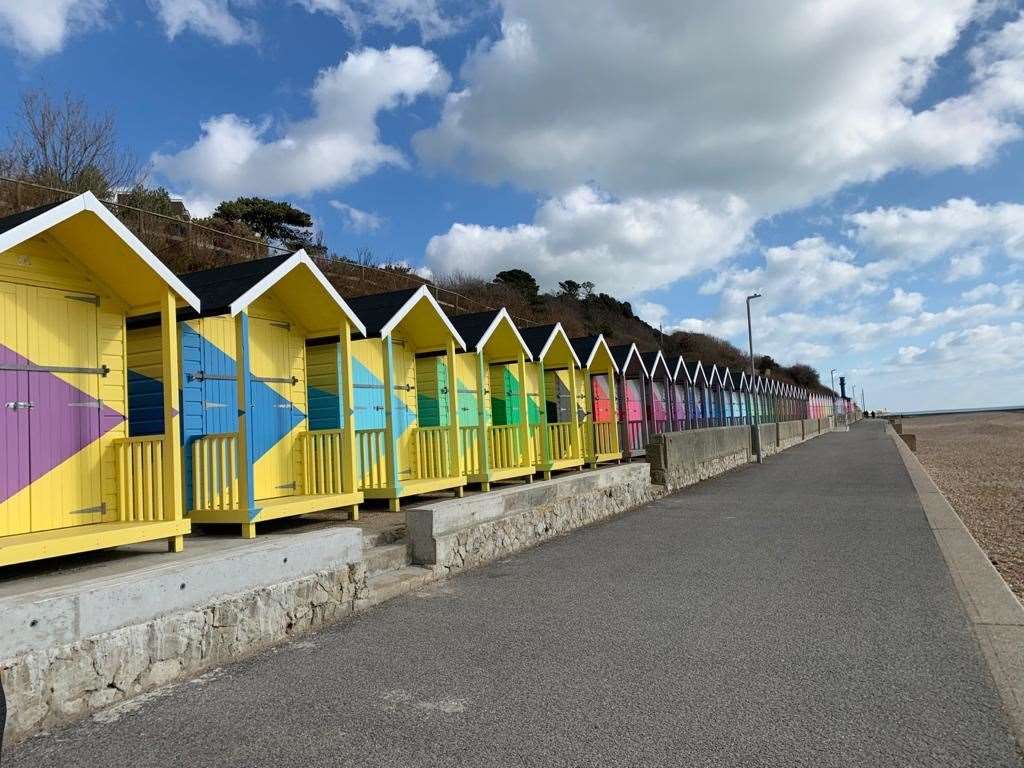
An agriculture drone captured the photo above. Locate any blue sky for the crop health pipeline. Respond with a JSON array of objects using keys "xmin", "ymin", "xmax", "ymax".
[{"xmin": 2, "ymin": 1, "xmax": 1022, "ymax": 411}]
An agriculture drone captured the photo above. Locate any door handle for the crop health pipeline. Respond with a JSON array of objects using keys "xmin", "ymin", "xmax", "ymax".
[{"xmin": 4, "ymin": 401, "xmax": 34, "ymax": 410}]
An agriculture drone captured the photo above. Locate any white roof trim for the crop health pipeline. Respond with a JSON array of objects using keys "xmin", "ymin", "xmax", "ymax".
[
  {"xmin": 0, "ymin": 191, "xmax": 201, "ymax": 311},
  {"xmin": 379, "ymin": 284, "xmax": 467, "ymax": 350},
  {"xmin": 690, "ymin": 360, "xmax": 707, "ymax": 384},
  {"xmin": 476, "ymin": 307, "xmax": 532, "ymax": 360},
  {"xmin": 227, "ymin": 250, "xmax": 367, "ymax": 336},
  {"xmin": 587, "ymin": 334, "xmax": 618, "ymax": 373},
  {"xmin": 619, "ymin": 343, "xmax": 648, "ymax": 377},
  {"xmin": 538, "ymin": 322, "xmax": 581, "ymax": 367},
  {"xmin": 646, "ymin": 350, "xmax": 671, "ymax": 379},
  {"xmin": 672, "ymin": 357, "xmax": 692, "ymax": 384}
]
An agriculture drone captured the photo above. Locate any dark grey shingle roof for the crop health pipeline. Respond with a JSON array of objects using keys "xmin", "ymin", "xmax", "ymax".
[
  {"xmin": 0, "ymin": 200, "xmax": 67, "ymax": 236},
  {"xmin": 343, "ymin": 288, "xmax": 421, "ymax": 338},
  {"xmin": 180, "ymin": 254, "xmax": 293, "ymax": 317},
  {"xmin": 448, "ymin": 310, "xmax": 501, "ymax": 349}
]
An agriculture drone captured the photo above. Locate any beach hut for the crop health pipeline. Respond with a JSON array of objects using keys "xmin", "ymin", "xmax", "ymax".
[
  {"xmin": 706, "ymin": 364, "xmax": 725, "ymax": 426},
  {"xmin": 446, "ymin": 308, "xmax": 535, "ymax": 491},
  {"xmin": 312, "ymin": 286, "xmax": 469, "ymax": 512},
  {"xmin": 569, "ymin": 334, "xmax": 622, "ymax": 467},
  {"xmin": 127, "ymin": 250, "xmax": 365, "ymax": 538},
  {"xmin": 609, "ymin": 343, "xmax": 649, "ymax": 457},
  {"xmin": 1, "ymin": 193, "xmax": 199, "ymax": 566},
  {"xmin": 519, "ymin": 323, "xmax": 585, "ymax": 478},
  {"xmin": 720, "ymin": 368, "xmax": 738, "ymax": 425},
  {"xmin": 733, "ymin": 370, "xmax": 751, "ymax": 425},
  {"xmin": 667, "ymin": 355, "xmax": 691, "ymax": 430},
  {"xmin": 690, "ymin": 360, "xmax": 709, "ymax": 428},
  {"xmin": 641, "ymin": 350, "xmax": 673, "ymax": 436}
]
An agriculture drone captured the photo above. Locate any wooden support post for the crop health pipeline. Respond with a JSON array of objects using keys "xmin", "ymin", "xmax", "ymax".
[
  {"xmin": 235, "ymin": 311, "xmax": 258, "ymax": 528},
  {"xmin": 475, "ymin": 352, "xmax": 490, "ymax": 478},
  {"xmin": 608, "ymin": 363, "xmax": 621, "ymax": 455},
  {"xmin": 446, "ymin": 337, "xmax": 461, "ymax": 477},
  {"xmin": 567, "ymin": 362, "xmax": 582, "ymax": 462},
  {"xmin": 339, "ymin": 322, "xmax": 358, "ymax": 498},
  {"xmin": 639, "ymin": 372, "xmax": 650, "ymax": 449},
  {"xmin": 516, "ymin": 352, "xmax": 531, "ymax": 467},
  {"xmin": 382, "ymin": 336, "xmax": 401, "ymax": 497},
  {"xmin": 582, "ymin": 367, "xmax": 596, "ymax": 463},
  {"xmin": 537, "ymin": 360, "xmax": 551, "ymax": 470},
  {"xmin": 160, "ymin": 289, "xmax": 184, "ymax": 541}
]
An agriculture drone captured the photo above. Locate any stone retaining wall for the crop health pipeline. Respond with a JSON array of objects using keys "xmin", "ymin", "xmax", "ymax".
[
  {"xmin": 778, "ymin": 419, "xmax": 804, "ymax": 449},
  {"xmin": 757, "ymin": 422, "xmax": 780, "ymax": 456},
  {"xmin": 407, "ymin": 463, "xmax": 662, "ymax": 574},
  {"xmin": 647, "ymin": 425, "xmax": 752, "ymax": 492}
]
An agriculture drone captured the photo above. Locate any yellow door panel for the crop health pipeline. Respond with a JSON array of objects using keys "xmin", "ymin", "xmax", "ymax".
[
  {"xmin": 26, "ymin": 285, "xmax": 105, "ymax": 531},
  {"xmin": 249, "ymin": 318, "xmax": 297, "ymax": 500}
]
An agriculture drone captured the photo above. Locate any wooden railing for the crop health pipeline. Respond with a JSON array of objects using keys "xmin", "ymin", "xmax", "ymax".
[
  {"xmin": 191, "ymin": 433, "xmax": 239, "ymax": 512},
  {"xmin": 624, "ymin": 420, "xmax": 645, "ymax": 452},
  {"xmin": 414, "ymin": 426, "xmax": 453, "ymax": 480},
  {"xmin": 300, "ymin": 428, "xmax": 346, "ymax": 495},
  {"xmin": 547, "ymin": 422, "xmax": 575, "ymax": 460},
  {"xmin": 114, "ymin": 436, "xmax": 166, "ymax": 522},
  {"xmin": 488, "ymin": 425, "xmax": 522, "ymax": 470},
  {"xmin": 356, "ymin": 428, "xmax": 387, "ymax": 490},
  {"xmin": 460, "ymin": 425, "xmax": 481, "ymax": 476},
  {"xmin": 650, "ymin": 418, "xmax": 669, "ymax": 435},
  {"xmin": 592, "ymin": 421, "xmax": 616, "ymax": 456}
]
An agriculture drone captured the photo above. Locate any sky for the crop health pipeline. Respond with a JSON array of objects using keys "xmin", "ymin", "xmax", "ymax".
[{"xmin": 1, "ymin": 0, "xmax": 1022, "ymax": 411}]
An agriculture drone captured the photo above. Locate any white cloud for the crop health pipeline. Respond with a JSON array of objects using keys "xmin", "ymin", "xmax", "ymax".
[
  {"xmin": 698, "ymin": 237, "xmax": 885, "ymax": 317},
  {"xmin": 153, "ymin": 46, "xmax": 450, "ymax": 203},
  {"xmin": 329, "ymin": 200, "xmax": 384, "ymax": 232},
  {"xmin": 634, "ymin": 300, "xmax": 669, "ymax": 328},
  {"xmin": 847, "ymin": 197, "xmax": 1024, "ymax": 275},
  {"xmin": 891, "ymin": 322, "xmax": 1024, "ymax": 372},
  {"xmin": 0, "ymin": 0, "xmax": 106, "ymax": 57},
  {"xmin": 296, "ymin": 0, "xmax": 458, "ymax": 40},
  {"xmin": 889, "ymin": 287, "xmax": 926, "ymax": 313},
  {"xmin": 416, "ymin": 2, "xmax": 1024, "ymax": 212},
  {"xmin": 425, "ymin": 186, "xmax": 753, "ymax": 297},
  {"xmin": 962, "ymin": 282, "xmax": 1000, "ymax": 301},
  {"xmin": 149, "ymin": 0, "xmax": 258, "ymax": 45},
  {"xmin": 946, "ymin": 250, "xmax": 985, "ymax": 281}
]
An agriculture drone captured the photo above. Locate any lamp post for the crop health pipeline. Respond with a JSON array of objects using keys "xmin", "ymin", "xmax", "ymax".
[{"xmin": 746, "ymin": 293, "xmax": 763, "ymax": 464}]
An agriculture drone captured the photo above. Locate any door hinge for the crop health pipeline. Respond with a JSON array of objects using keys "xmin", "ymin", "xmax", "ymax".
[
  {"xmin": 189, "ymin": 371, "xmax": 236, "ymax": 382},
  {"xmin": 67, "ymin": 400, "xmax": 102, "ymax": 408},
  {"xmin": 253, "ymin": 376, "xmax": 299, "ymax": 385},
  {"xmin": 202, "ymin": 400, "xmax": 228, "ymax": 409},
  {"xmin": 4, "ymin": 400, "xmax": 34, "ymax": 411},
  {"xmin": 65, "ymin": 293, "xmax": 100, "ymax": 306},
  {"xmin": 70, "ymin": 502, "xmax": 107, "ymax": 515},
  {"xmin": 275, "ymin": 481, "xmax": 297, "ymax": 490}
]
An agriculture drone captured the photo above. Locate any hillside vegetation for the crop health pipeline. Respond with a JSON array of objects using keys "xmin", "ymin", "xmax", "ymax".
[{"xmin": 0, "ymin": 89, "xmax": 831, "ymax": 394}]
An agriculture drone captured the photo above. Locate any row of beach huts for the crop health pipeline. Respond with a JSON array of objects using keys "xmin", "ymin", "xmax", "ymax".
[{"xmin": 0, "ymin": 193, "xmax": 854, "ymax": 568}]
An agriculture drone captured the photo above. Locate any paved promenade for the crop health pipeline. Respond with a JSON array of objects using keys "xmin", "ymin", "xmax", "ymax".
[{"xmin": 7, "ymin": 422, "xmax": 1020, "ymax": 767}]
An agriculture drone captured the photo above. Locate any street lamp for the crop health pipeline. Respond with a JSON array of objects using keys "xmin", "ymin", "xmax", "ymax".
[{"xmin": 746, "ymin": 293, "xmax": 763, "ymax": 464}]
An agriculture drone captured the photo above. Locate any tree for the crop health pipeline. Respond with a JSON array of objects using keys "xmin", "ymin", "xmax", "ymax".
[
  {"xmin": 558, "ymin": 279, "xmax": 581, "ymax": 299},
  {"xmin": 785, "ymin": 363, "xmax": 821, "ymax": 388},
  {"xmin": 1, "ymin": 90, "xmax": 139, "ymax": 198},
  {"xmin": 115, "ymin": 184, "xmax": 189, "ymax": 219},
  {"xmin": 580, "ymin": 281, "xmax": 595, "ymax": 299},
  {"xmin": 212, "ymin": 197, "xmax": 321, "ymax": 253},
  {"xmin": 494, "ymin": 269, "xmax": 539, "ymax": 300},
  {"xmin": 755, "ymin": 354, "xmax": 780, "ymax": 374}
]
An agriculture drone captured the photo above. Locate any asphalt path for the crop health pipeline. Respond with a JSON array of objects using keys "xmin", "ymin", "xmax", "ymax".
[{"xmin": 7, "ymin": 421, "xmax": 1020, "ymax": 767}]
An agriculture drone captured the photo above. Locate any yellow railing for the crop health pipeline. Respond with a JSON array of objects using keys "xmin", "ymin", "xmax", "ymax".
[
  {"xmin": 414, "ymin": 426, "xmax": 453, "ymax": 480},
  {"xmin": 488, "ymin": 424, "xmax": 522, "ymax": 470},
  {"xmin": 192, "ymin": 433, "xmax": 239, "ymax": 512},
  {"xmin": 592, "ymin": 421, "xmax": 616, "ymax": 456},
  {"xmin": 547, "ymin": 422, "xmax": 576, "ymax": 460},
  {"xmin": 460, "ymin": 425, "xmax": 481, "ymax": 476},
  {"xmin": 300, "ymin": 428, "xmax": 346, "ymax": 495},
  {"xmin": 114, "ymin": 436, "xmax": 166, "ymax": 522},
  {"xmin": 356, "ymin": 428, "xmax": 387, "ymax": 490}
]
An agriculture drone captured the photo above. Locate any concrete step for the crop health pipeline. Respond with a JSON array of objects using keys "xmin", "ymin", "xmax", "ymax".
[
  {"xmin": 362, "ymin": 526, "xmax": 406, "ymax": 549},
  {"xmin": 363, "ymin": 542, "xmax": 411, "ymax": 576},
  {"xmin": 359, "ymin": 565, "xmax": 436, "ymax": 609}
]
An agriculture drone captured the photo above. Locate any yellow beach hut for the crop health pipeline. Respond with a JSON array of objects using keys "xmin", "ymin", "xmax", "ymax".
[
  {"xmin": 334, "ymin": 286, "xmax": 468, "ymax": 512},
  {"xmin": 126, "ymin": 250, "xmax": 366, "ymax": 538},
  {"xmin": 519, "ymin": 323, "xmax": 585, "ymax": 479},
  {"xmin": 569, "ymin": 334, "xmax": 622, "ymax": 467},
  {"xmin": 448, "ymin": 308, "xmax": 536, "ymax": 491},
  {"xmin": 0, "ymin": 193, "xmax": 199, "ymax": 566}
]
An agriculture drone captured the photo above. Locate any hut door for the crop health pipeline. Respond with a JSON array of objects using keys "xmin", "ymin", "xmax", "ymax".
[
  {"xmin": 489, "ymin": 365, "xmax": 521, "ymax": 426},
  {"xmin": 544, "ymin": 370, "xmax": 571, "ymax": 423},
  {"xmin": 591, "ymin": 374, "xmax": 612, "ymax": 422},
  {"xmin": 0, "ymin": 285, "xmax": 107, "ymax": 533},
  {"xmin": 249, "ymin": 319, "xmax": 299, "ymax": 500}
]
